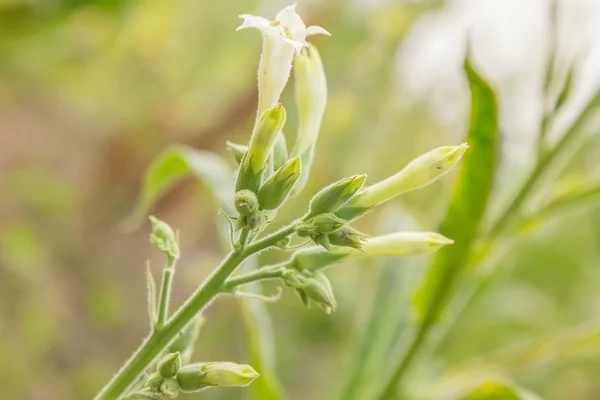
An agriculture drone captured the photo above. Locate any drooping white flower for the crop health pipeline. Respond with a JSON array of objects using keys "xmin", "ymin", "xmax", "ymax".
[{"xmin": 237, "ymin": 4, "xmax": 330, "ymax": 115}]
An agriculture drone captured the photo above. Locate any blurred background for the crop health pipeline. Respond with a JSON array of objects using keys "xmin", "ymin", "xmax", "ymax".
[{"xmin": 2, "ymin": 0, "xmax": 600, "ymax": 399}]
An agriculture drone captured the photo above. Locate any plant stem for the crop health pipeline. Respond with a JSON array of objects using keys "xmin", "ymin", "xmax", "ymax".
[
  {"xmin": 223, "ymin": 264, "xmax": 286, "ymax": 290},
  {"xmin": 95, "ymin": 222, "xmax": 298, "ymax": 400},
  {"xmin": 156, "ymin": 255, "xmax": 177, "ymax": 328}
]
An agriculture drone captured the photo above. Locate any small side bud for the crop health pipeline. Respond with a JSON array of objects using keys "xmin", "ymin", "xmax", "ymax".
[
  {"xmin": 337, "ymin": 144, "xmax": 468, "ymax": 220},
  {"xmin": 328, "ymin": 226, "xmax": 367, "ymax": 250},
  {"xmin": 236, "ymin": 104, "xmax": 287, "ymax": 192},
  {"xmin": 145, "ymin": 372, "xmax": 164, "ymax": 392},
  {"xmin": 177, "ymin": 362, "xmax": 259, "ymax": 392},
  {"xmin": 160, "ymin": 378, "xmax": 180, "ymax": 398},
  {"xmin": 296, "ymin": 213, "xmax": 346, "ymax": 236},
  {"xmin": 234, "ymin": 190, "xmax": 259, "ymax": 216},
  {"xmin": 302, "ymin": 275, "xmax": 337, "ymax": 313},
  {"xmin": 157, "ymin": 352, "xmax": 182, "ymax": 379},
  {"xmin": 309, "ymin": 174, "xmax": 367, "ymax": 216},
  {"xmin": 226, "ymin": 141, "xmax": 248, "ymax": 165},
  {"xmin": 257, "ymin": 157, "xmax": 301, "ymax": 210},
  {"xmin": 149, "ymin": 216, "xmax": 180, "ymax": 259}
]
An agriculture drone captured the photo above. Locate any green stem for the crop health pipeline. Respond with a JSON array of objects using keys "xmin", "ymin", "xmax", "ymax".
[
  {"xmin": 156, "ymin": 255, "xmax": 177, "ymax": 328},
  {"xmin": 223, "ymin": 264, "xmax": 286, "ymax": 291},
  {"xmin": 95, "ymin": 223, "xmax": 297, "ymax": 399}
]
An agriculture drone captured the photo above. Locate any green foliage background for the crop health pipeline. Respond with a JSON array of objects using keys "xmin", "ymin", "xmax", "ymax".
[{"xmin": 1, "ymin": 0, "xmax": 600, "ymax": 399}]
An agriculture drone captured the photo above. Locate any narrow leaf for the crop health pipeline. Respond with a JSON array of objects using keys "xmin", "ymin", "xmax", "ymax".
[
  {"xmin": 413, "ymin": 56, "xmax": 498, "ymax": 322},
  {"xmin": 146, "ymin": 262, "xmax": 157, "ymax": 329}
]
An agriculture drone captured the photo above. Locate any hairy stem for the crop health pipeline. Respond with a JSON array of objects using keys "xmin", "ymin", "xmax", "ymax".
[
  {"xmin": 156, "ymin": 255, "xmax": 177, "ymax": 328},
  {"xmin": 95, "ymin": 223, "xmax": 297, "ymax": 399},
  {"xmin": 222, "ymin": 264, "xmax": 286, "ymax": 290}
]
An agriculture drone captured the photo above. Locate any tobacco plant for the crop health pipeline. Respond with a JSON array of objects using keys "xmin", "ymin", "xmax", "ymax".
[{"xmin": 94, "ymin": 4, "xmax": 468, "ymax": 399}]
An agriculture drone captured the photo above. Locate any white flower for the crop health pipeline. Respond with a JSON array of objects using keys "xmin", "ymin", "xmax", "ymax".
[{"xmin": 237, "ymin": 4, "xmax": 330, "ymax": 115}]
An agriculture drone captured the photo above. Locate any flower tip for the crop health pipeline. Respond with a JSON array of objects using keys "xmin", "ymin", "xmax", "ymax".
[{"xmin": 428, "ymin": 233, "xmax": 454, "ymax": 246}]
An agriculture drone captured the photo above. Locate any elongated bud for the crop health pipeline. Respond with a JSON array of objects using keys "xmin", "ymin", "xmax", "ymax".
[
  {"xmin": 302, "ymin": 275, "xmax": 337, "ymax": 312},
  {"xmin": 328, "ymin": 226, "xmax": 367, "ymax": 250},
  {"xmin": 257, "ymin": 157, "xmax": 301, "ymax": 210},
  {"xmin": 177, "ymin": 362, "xmax": 259, "ymax": 392},
  {"xmin": 309, "ymin": 174, "xmax": 367, "ymax": 216},
  {"xmin": 149, "ymin": 216, "xmax": 179, "ymax": 259},
  {"xmin": 236, "ymin": 104, "xmax": 287, "ymax": 192},
  {"xmin": 291, "ymin": 44, "xmax": 327, "ymax": 194},
  {"xmin": 336, "ymin": 144, "xmax": 468, "ymax": 220},
  {"xmin": 160, "ymin": 378, "xmax": 180, "ymax": 398},
  {"xmin": 273, "ymin": 133, "xmax": 289, "ymax": 170},
  {"xmin": 234, "ymin": 190, "xmax": 259, "ymax": 216},
  {"xmin": 157, "ymin": 352, "xmax": 181, "ymax": 379},
  {"xmin": 226, "ymin": 141, "xmax": 247, "ymax": 164},
  {"xmin": 289, "ymin": 231, "xmax": 454, "ymax": 272},
  {"xmin": 296, "ymin": 213, "xmax": 346, "ymax": 236}
]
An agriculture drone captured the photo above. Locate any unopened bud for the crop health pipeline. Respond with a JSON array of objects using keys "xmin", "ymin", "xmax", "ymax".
[
  {"xmin": 362, "ymin": 232, "xmax": 454, "ymax": 257},
  {"xmin": 257, "ymin": 157, "xmax": 301, "ymax": 210},
  {"xmin": 157, "ymin": 352, "xmax": 181, "ymax": 379},
  {"xmin": 149, "ymin": 216, "xmax": 179, "ymax": 259},
  {"xmin": 309, "ymin": 174, "xmax": 367, "ymax": 216},
  {"xmin": 312, "ymin": 233, "xmax": 332, "ymax": 251},
  {"xmin": 145, "ymin": 372, "xmax": 164, "ymax": 392},
  {"xmin": 297, "ymin": 213, "xmax": 346, "ymax": 236},
  {"xmin": 226, "ymin": 141, "xmax": 248, "ymax": 165},
  {"xmin": 246, "ymin": 210, "xmax": 267, "ymax": 232},
  {"xmin": 234, "ymin": 190, "xmax": 259, "ymax": 216},
  {"xmin": 302, "ymin": 275, "xmax": 337, "ymax": 312},
  {"xmin": 336, "ymin": 144, "xmax": 468, "ymax": 220},
  {"xmin": 237, "ymin": 104, "xmax": 287, "ymax": 192},
  {"xmin": 177, "ymin": 362, "xmax": 259, "ymax": 392},
  {"xmin": 160, "ymin": 378, "xmax": 180, "ymax": 398},
  {"xmin": 328, "ymin": 226, "xmax": 367, "ymax": 250}
]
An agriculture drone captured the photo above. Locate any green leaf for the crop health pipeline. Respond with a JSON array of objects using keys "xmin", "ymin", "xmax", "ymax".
[
  {"xmin": 463, "ymin": 382, "xmax": 542, "ymax": 400},
  {"xmin": 124, "ymin": 145, "xmax": 234, "ymax": 230},
  {"xmin": 413, "ymin": 56, "xmax": 498, "ymax": 322},
  {"xmin": 145, "ymin": 263, "xmax": 157, "ymax": 328}
]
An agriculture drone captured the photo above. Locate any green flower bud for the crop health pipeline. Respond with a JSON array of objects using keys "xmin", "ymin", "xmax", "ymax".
[
  {"xmin": 291, "ymin": 44, "xmax": 327, "ymax": 194},
  {"xmin": 302, "ymin": 275, "xmax": 337, "ymax": 313},
  {"xmin": 311, "ymin": 233, "xmax": 332, "ymax": 251},
  {"xmin": 296, "ymin": 288, "xmax": 310, "ymax": 307},
  {"xmin": 157, "ymin": 352, "xmax": 181, "ymax": 379},
  {"xmin": 149, "ymin": 216, "xmax": 180, "ymax": 259},
  {"xmin": 296, "ymin": 213, "xmax": 346, "ymax": 236},
  {"xmin": 308, "ymin": 174, "xmax": 367, "ymax": 216},
  {"xmin": 236, "ymin": 104, "xmax": 287, "ymax": 192},
  {"xmin": 226, "ymin": 141, "xmax": 248, "ymax": 165},
  {"xmin": 145, "ymin": 372, "xmax": 164, "ymax": 392},
  {"xmin": 257, "ymin": 157, "xmax": 301, "ymax": 210},
  {"xmin": 337, "ymin": 144, "xmax": 468, "ymax": 220},
  {"xmin": 246, "ymin": 210, "xmax": 268, "ymax": 232},
  {"xmin": 234, "ymin": 190, "xmax": 259, "ymax": 216},
  {"xmin": 160, "ymin": 378, "xmax": 180, "ymax": 398},
  {"xmin": 328, "ymin": 226, "xmax": 367, "ymax": 250},
  {"xmin": 177, "ymin": 362, "xmax": 259, "ymax": 392}
]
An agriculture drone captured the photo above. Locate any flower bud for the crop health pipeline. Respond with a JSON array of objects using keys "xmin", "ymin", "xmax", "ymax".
[
  {"xmin": 311, "ymin": 233, "xmax": 332, "ymax": 250},
  {"xmin": 145, "ymin": 372, "xmax": 164, "ymax": 392},
  {"xmin": 302, "ymin": 275, "xmax": 337, "ymax": 312},
  {"xmin": 246, "ymin": 210, "xmax": 268, "ymax": 232},
  {"xmin": 308, "ymin": 174, "xmax": 367, "ymax": 216},
  {"xmin": 257, "ymin": 157, "xmax": 301, "ymax": 210},
  {"xmin": 157, "ymin": 352, "xmax": 181, "ymax": 379},
  {"xmin": 177, "ymin": 362, "xmax": 259, "ymax": 392},
  {"xmin": 234, "ymin": 190, "xmax": 259, "ymax": 216},
  {"xmin": 291, "ymin": 44, "xmax": 327, "ymax": 194},
  {"xmin": 236, "ymin": 104, "xmax": 287, "ymax": 192},
  {"xmin": 149, "ymin": 216, "xmax": 179, "ymax": 259},
  {"xmin": 296, "ymin": 213, "xmax": 346, "ymax": 236},
  {"xmin": 226, "ymin": 141, "xmax": 247, "ymax": 165},
  {"xmin": 160, "ymin": 378, "xmax": 180, "ymax": 398},
  {"xmin": 336, "ymin": 144, "xmax": 468, "ymax": 220},
  {"xmin": 327, "ymin": 226, "xmax": 367, "ymax": 250}
]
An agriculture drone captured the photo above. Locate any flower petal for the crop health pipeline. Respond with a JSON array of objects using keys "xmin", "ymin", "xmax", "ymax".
[
  {"xmin": 276, "ymin": 3, "xmax": 307, "ymax": 40},
  {"xmin": 236, "ymin": 14, "xmax": 272, "ymax": 31},
  {"xmin": 281, "ymin": 37, "xmax": 308, "ymax": 53},
  {"xmin": 306, "ymin": 25, "xmax": 331, "ymax": 37}
]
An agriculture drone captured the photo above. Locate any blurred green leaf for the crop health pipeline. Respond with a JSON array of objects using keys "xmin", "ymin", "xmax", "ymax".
[
  {"xmin": 125, "ymin": 145, "xmax": 234, "ymax": 230},
  {"xmin": 413, "ymin": 56, "xmax": 498, "ymax": 322}
]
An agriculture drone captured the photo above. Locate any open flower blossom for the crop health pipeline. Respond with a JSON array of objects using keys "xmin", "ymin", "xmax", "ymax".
[{"xmin": 237, "ymin": 4, "xmax": 330, "ymax": 115}]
